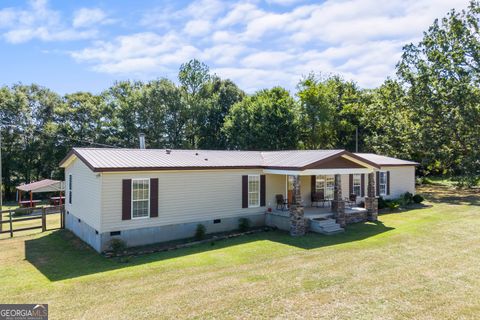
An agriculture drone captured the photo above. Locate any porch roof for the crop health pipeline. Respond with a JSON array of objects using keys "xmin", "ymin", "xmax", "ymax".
[
  {"xmin": 16, "ymin": 179, "xmax": 65, "ymax": 193},
  {"xmin": 263, "ymin": 167, "xmax": 373, "ymax": 175}
]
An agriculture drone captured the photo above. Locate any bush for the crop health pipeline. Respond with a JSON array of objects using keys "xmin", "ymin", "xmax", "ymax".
[
  {"xmin": 195, "ymin": 224, "xmax": 206, "ymax": 240},
  {"xmin": 399, "ymin": 192, "xmax": 414, "ymax": 207},
  {"xmin": 109, "ymin": 238, "xmax": 127, "ymax": 254},
  {"xmin": 12, "ymin": 207, "xmax": 32, "ymax": 217},
  {"xmin": 378, "ymin": 197, "xmax": 388, "ymax": 210},
  {"xmin": 413, "ymin": 194, "xmax": 424, "ymax": 204},
  {"xmin": 238, "ymin": 218, "xmax": 250, "ymax": 232},
  {"xmin": 387, "ymin": 201, "xmax": 400, "ymax": 212}
]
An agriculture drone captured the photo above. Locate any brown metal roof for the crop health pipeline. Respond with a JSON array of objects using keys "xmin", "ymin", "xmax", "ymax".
[
  {"xmin": 17, "ymin": 179, "xmax": 65, "ymax": 192},
  {"xmin": 354, "ymin": 153, "xmax": 419, "ymax": 166},
  {"xmin": 59, "ymin": 148, "xmax": 415, "ymax": 172}
]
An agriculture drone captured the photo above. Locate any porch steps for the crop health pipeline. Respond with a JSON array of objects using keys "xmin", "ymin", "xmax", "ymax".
[{"xmin": 309, "ymin": 218, "xmax": 344, "ymax": 235}]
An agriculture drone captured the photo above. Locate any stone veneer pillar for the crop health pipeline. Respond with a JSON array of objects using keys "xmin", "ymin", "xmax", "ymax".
[
  {"xmin": 332, "ymin": 174, "xmax": 346, "ymax": 228},
  {"xmin": 365, "ymin": 172, "xmax": 378, "ymax": 221},
  {"xmin": 289, "ymin": 175, "xmax": 306, "ymax": 236}
]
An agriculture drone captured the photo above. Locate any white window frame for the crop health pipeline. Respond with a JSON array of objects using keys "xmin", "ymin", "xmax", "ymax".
[
  {"xmin": 248, "ymin": 175, "xmax": 260, "ymax": 208},
  {"xmin": 353, "ymin": 174, "xmax": 362, "ymax": 197},
  {"xmin": 315, "ymin": 175, "xmax": 335, "ymax": 200},
  {"xmin": 131, "ymin": 178, "xmax": 150, "ymax": 219},
  {"xmin": 379, "ymin": 171, "xmax": 387, "ymax": 196}
]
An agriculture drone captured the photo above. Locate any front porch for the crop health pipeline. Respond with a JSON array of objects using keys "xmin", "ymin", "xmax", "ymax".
[
  {"xmin": 271, "ymin": 206, "xmax": 367, "ymax": 220},
  {"xmin": 262, "ymin": 152, "xmax": 379, "ymax": 236}
]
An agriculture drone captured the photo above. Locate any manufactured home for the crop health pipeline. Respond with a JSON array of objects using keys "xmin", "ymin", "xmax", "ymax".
[{"xmin": 59, "ymin": 148, "xmax": 417, "ymax": 252}]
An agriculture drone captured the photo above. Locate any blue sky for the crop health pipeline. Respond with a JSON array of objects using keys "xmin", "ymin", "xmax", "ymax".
[{"xmin": 0, "ymin": 0, "xmax": 469, "ymax": 94}]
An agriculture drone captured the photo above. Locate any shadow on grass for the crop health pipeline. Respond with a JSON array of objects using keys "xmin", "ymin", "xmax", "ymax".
[
  {"xmin": 419, "ymin": 185, "xmax": 480, "ymax": 206},
  {"xmin": 25, "ymin": 221, "xmax": 393, "ymax": 282}
]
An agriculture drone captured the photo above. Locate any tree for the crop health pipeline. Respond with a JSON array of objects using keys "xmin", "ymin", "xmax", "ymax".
[
  {"xmin": 178, "ymin": 59, "xmax": 212, "ymax": 148},
  {"xmin": 197, "ymin": 77, "xmax": 245, "ymax": 149},
  {"xmin": 297, "ymin": 74, "xmax": 364, "ymax": 151},
  {"xmin": 361, "ymin": 80, "xmax": 418, "ymax": 160},
  {"xmin": 223, "ymin": 87, "xmax": 300, "ymax": 150},
  {"xmin": 397, "ymin": 0, "xmax": 480, "ymax": 184},
  {"xmin": 137, "ymin": 79, "xmax": 188, "ymax": 148}
]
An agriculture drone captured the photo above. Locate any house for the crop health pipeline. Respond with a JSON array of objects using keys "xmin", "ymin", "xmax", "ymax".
[{"xmin": 59, "ymin": 148, "xmax": 418, "ymax": 252}]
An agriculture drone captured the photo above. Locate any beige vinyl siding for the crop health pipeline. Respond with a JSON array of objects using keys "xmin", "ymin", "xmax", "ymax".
[
  {"xmin": 381, "ymin": 166, "xmax": 416, "ymax": 199},
  {"xmin": 266, "ymin": 174, "xmax": 285, "ymax": 208},
  {"xmin": 100, "ymin": 169, "xmax": 265, "ymax": 232},
  {"xmin": 65, "ymin": 157, "xmax": 101, "ymax": 230},
  {"xmin": 300, "ymin": 175, "xmax": 312, "ymax": 206}
]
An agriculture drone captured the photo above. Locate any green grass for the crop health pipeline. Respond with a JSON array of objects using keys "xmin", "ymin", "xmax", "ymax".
[{"xmin": 1, "ymin": 185, "xmax": 480, "ymax": 319}]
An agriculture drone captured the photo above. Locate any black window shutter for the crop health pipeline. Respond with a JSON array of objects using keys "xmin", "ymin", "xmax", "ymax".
[
  {"xmin": 122, "ymin": 179, "xmax": 132, "ymax": 220},
  {"xmin": 376, "ymin": 171, "xmax": 380, "ymax": 197},
  {"xmin": 361, "ymin": 174, "xmax": 365, "ymax": 197},
  {"xmin": 150, "ymin": 178, "xmax": 159, "ymax": 217},
  {"xmin": 242, "ymin": 175, "xmax": 248, "ymax": 208},
  {"xmin": 387, "ymin": 171, "xmax": 391, "ymax": 195},
  {"xmin": 260, "ymin": 175, "xmax": 266, "ymax": 207},
  {"xmin": 311, "ymin": 175, "xmax": 316, "ymax": 194},
  {"xmin": 349, "ymin": 174, "xmax": 353, "ymax": 195}
]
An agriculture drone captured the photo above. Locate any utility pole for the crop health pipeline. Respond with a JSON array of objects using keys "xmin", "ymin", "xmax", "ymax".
[{"xmin": 355, "ymin": 127, "xmax": 359, "ymax": 153}]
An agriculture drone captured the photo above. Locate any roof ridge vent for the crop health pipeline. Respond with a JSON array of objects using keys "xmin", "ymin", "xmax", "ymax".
[
  {"xmin": 166, "ymin": 149, "xmax": 171, "ymax": 155},
  {"xmin": 204, "ymin": 158, "xmax": 208, "ymax": 161}
]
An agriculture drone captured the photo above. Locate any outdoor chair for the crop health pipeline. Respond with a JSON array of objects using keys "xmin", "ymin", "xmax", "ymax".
[
  {"xmin": 311, "ymin": 191, "xmax": 329, "ymax": 208},
  {"xmin": 346, "ymin": 193, "xmax": 357, "ymax": 208},
  {"xmin": 275, "ymin": 194, "xmax": 288, "ymax": 210}
]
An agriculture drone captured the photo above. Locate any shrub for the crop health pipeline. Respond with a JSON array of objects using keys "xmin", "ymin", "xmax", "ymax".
[
  {"xmin": 387, "ymin": 201, "xmax": 400, "ymax": 212},
  {"xmin": 413, "ymin": 194, "xmax": 424, "ymax": 204},
  {"xmin": 378, "ymin": 197, "xmax": 388, "ymax": 209},
  {"xmin": 109, "ymin": 238, "xmax": 127, "ymax": 254},
  {"xmin": 238, "ymin": 218, "xmax": 250, "ymax": 232},
  {"xmin": 195, "ymin": 224, "xmax": 206, "ymax": 240},
  {"xmin": 399, "ymin": 192, "xmax": 414, "ymax": 207}
]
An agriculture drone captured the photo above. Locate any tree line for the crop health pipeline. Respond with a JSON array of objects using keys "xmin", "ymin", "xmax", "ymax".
[{"xmin": 1, "ymin": 2, "xmax": 479, "ymax": 199}]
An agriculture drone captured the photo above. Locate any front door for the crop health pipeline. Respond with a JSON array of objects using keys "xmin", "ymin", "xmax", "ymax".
[{"xmin": 287, "ymin": 175, "xmax": 294, "ymax": 204}]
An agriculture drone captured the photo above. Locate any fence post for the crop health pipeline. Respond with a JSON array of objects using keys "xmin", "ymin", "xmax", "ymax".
[
  {"xmin": 42, "ymin": 207, "xmax": 46, "ymax": 232},
  {"xmin": 9, "ymin": 210, "xmax": 13, "ymax": 237},
  {"xmin": 0, "ymin": 209, "xmax": 2, "ymax": 233}
]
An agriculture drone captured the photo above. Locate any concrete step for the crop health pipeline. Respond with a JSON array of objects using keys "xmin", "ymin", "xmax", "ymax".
[
  {"xmin": 323, "ymin": 225, "xmax": 344, "ymax": 232},
  {"xmin": 323, "ymin": 228, "xmax": 345, "ymax": 235},
  {"xmin": 309, "ymin": 218, "xmax": 344, "ymax": 235}
]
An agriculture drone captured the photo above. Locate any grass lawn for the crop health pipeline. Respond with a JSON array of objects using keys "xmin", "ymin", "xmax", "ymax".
[{"xmin": 1, "ymin": 185, "xmax": 480, "ymax": 319}]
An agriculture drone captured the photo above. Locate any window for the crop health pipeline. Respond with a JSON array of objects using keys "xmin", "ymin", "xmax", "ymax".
[
  {"xmin": 248, "ymin": 175, "xmax": 260, "ymax": 207},
  {"xmin": 353, "ymin": 174, "xmax": 362, "ymax": 197},
  {"xmin": 68, "ymin": 174, "xmax": 72, "ymax": 204},
  {"xmin": 316, "ymin": 175, "xmax": 335, "ymax": 200},
  {"xmin": 379, "ymin": 172, "xmax": 387, "ymax": 196},
  {"xmin": 132, "ymin": 179, "xmax": 150, "ymax": 218}
]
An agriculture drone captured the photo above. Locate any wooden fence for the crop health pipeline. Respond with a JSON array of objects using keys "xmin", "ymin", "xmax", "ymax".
[{"xmin": 0, "ymin": 205, "xmax": 65, "ymax": 237}]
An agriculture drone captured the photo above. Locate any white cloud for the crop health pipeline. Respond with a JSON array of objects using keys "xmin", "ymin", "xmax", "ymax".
[
  {"xmin": 69, "ymin": 0, "xmax": 469, "ymax": 91},
  {"xmin": 0, "ymin": 0, "xmax": 107, "ymax": 43},
  {"xmin": 184, "ymin": 19, "xmax": 211, "ymax": 37},
  {"xmin": 71, "ymin": 32, "xmax": 200, "ymax": 75},
  {"xmin": 73, "ymin": 8, "xmax": 111, "ymax": 28}
]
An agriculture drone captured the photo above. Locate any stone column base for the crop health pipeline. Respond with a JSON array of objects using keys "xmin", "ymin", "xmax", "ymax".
[
  {"xmin": 290, "ymin": 206, "xmax": 306, "ymax": 236},
  {"xmin": 365, "ymin": 197, "xmax": 378, "ymax": 221},
  {"xmin": 332, "ymin": 200, "xmax": 346, "ymax": 228}
]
